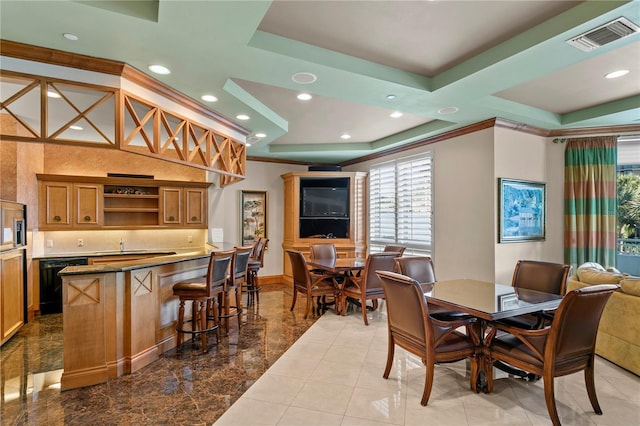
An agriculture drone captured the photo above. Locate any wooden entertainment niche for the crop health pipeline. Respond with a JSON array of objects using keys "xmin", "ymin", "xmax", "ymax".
[{"xmin": 281, "ymin": 171, "xmax": 367, "ymax": 282}]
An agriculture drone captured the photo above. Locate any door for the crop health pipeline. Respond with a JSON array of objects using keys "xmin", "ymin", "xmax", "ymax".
[
  {"xmin": 1, "ymin": 250, "xmax": 24, "ymax": 345},
  {"xmin": 74, "ymin": 183, "xmax": 103, "ymax": 227},
  {"xmin": 39, "ymin": 181, "xmax": 72, "ymax": 228},
  {"xmin": 185, "ymin": 188, "xmax": 206, "ymax": 227},
  {"xmin": 160, "ymin": 187, "xmax": 182, "ymax": 225}
]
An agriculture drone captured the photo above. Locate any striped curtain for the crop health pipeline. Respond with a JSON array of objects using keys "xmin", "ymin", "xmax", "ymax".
[{"xmin": 564, "ymin": 136, "xmax": 617, "ymax": 270}]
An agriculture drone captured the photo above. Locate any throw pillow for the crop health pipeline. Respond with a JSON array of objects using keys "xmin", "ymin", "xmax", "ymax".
[
  {"xmin": 577, "ymin": 264, "xmax": 624, "ymax": 284},
  {"xmin": 620, "ymin": 277, "xmax": 640, "ymax": 297}
]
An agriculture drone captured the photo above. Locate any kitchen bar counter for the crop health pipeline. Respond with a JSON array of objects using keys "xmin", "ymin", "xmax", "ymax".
[{"xmin": 57, "ymin": 243, "xmax": 234, "ymax": 390}]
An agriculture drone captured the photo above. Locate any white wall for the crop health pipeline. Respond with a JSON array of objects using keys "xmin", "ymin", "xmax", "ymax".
[{"xmin": 208, "ymin": 161, "xmax": 307, "ymax": 277}]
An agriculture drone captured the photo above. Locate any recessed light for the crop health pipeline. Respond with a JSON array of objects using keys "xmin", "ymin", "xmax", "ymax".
[
  {"xmin": 605, "ymin": 69, "xmax": 629, "ymax": 79},
  {"xmin": 63, "ymin": 33, "xmax": 78, "ymax": 41},
  {"xmin": 438, "ymin": 106, "xmax": 459, "ymax": 115},
  {"xmin": 255, "ymin": 133, "xmax": 266, "ymax": 138},
  {"xmin": 291, "ymin": 72, "xmax": 317, "ymax": 84},
  {"xmin": 148, "ymin": 64, "xmax": 171, "ymax": 75},
  {"xmin": 341, "ymin": 133, "xmax": 351, "ymax": 140},
  {"xmin": 201, "ymin": 94, "xmax": 218, "ymax": 102},
  {"xmin": 297, "ymin": 93, "xmax": 312, "ymax": 101},
  {"xmin": 47, "ymin": 91, "xmax": 61, "ymax": 99},
  {"xmin": 386, "ymin": 94, "xmax": 396, "ymax": 100},
  {"xmin": 69, "ymin": 125, "xmax": 83, "ymax": 130},
  {"xmin": 390, "ymin": 111, "xmax": 403, "ymax": 118},
  {"xmin": 236, "ymin": 114, "xmax": 250, "ymax": 120}
]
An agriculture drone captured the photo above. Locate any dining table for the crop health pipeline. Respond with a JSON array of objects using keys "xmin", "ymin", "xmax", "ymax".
[
  {"xmin": 306, "ymin": 257, "xmax": 366, "ymax": 315},
  {"xmin": 421, "ymin": 278, "xmax": 564, "ymax": 393}
]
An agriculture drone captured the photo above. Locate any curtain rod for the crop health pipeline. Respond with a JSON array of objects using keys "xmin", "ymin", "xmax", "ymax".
[{"xmin": 552, "ymin": 135, "xmax": 630, "ymax": 144}]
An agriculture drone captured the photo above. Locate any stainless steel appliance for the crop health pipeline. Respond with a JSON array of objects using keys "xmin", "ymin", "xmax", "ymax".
[{"xmin": 1, "ymin": 201, "xmax": 26, "ymax": 251}]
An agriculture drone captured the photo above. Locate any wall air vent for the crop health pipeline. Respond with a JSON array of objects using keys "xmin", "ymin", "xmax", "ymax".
[{"xmin": 567, "ymin": 17, "xmax": 640, "ymax": 52}]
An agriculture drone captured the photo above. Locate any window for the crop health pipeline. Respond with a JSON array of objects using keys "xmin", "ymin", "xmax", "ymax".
[{"xmin": 369, "ymin": 153, "xmax": 433, "ymax": 255}]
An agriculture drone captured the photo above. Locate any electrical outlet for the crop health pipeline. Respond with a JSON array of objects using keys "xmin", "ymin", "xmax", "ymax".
[
  {"xmin": 77, "ymin": 238, "xmax": 84, "ymax": 247},
  {"xmin": 187, "ymin": 235, "xmax": 193, "ymax": 243},
  {"xmin": 46, "ymin": 239, "xmax": 53, "ymax": 248}
]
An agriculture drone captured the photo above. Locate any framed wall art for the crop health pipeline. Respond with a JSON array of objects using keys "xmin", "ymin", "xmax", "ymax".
[
  {"xmin": 240, "ymin": 190, "xmax": 267, "ymax": 246},
  {"xmin": 498, "ymin": 178, "xmax": 546, "ymax": 243}
]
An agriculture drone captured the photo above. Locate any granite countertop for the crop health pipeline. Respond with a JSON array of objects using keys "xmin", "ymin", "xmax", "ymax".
[{"xmin": 56, "ymin": 242, "xmax": 237, "ymax": 276}]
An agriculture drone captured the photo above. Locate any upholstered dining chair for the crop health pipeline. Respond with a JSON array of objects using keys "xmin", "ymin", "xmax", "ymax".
[
  {"xmin": 218, "ymin": 245, "xmax": 253, "ymax": 334},
  {"xmin": 309, "ymin": 242, "xmax": 338, "ymax": 275},
  {"xmin": 247, "ymin": 238, "xmax": 268, "ymax": 304},
  {"xmin": 499, "ymin": 260, "xmax": 572, "ymax": 330},
  {"xmin": 376, "ymin": 271, "xmax": 479, "ymax": 406},
  {"xmin": 341, "ymin": 252, "xmax": 400, "ymax": 325},
  {"xmin": 286, "ymin": 249, "xmax": 336, "ymax": 319},
  {"xmin": 488, "ymin": 284, "xmax": 618, "ymax": 426},
  {"xmin": 383, "ymin": 244, "xmax": 406, "ymax": 255},
  {"xmin": 172, "ymin": 249, "xmax": 233, "ymax": 353},
  {"xmin": 394, "ymin": 256, "xmax": 471, "ymax": 321}
]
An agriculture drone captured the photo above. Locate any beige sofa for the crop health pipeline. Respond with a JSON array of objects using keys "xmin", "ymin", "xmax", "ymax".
[{"xmin": 566, "ymin": 263, "xmax": 640, "ymax": 376}]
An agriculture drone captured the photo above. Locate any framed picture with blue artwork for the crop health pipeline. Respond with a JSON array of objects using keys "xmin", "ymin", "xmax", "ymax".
[{"xmin": 498, "ymin": 178, "xmax": 545, "ymax": 243}]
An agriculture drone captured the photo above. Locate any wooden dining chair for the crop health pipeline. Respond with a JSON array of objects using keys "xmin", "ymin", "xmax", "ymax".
[
  {"xmin": 341, "ymin": 252, "xmax": 400, "ymax": 325},
  {"xmin": 376, "ymin": 271, "xmax": 479, "ymax": 406},
  {"xmin": 172, "ymin": 250, "xmax": 233, "ymax": 353},
  {"xmin": 286, "ymin": 249, "xmax": 336, "ymax": 319},
  {"xmin": 487, "ymin": 284, "xmax": 618, "ymax": 426},
  {"xmin": 394, "ymin": 256, "xmax": 471, "ymax": 321},
  {"xmin": 309, "ymin": 243, "xmax": 338, "ymax": 275},
  {"xmin": 508, "ymin": 260, "xmax": 572, "ymax": 325},
  {"xmin": 383, "ymin": 244, "xmax": 406, "ymax": 255}
]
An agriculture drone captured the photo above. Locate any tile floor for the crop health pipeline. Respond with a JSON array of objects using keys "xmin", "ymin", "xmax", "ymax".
[
  {"xmin": 2, "ymin": 283, "xmax": 639, "ymax": 425},
  {"xmin": 216, "ymin": 305, "xmax": 640, "ymax": 426}
]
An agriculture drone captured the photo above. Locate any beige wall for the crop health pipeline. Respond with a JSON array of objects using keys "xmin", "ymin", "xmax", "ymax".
[
  {"xmin": 347, "ymin": 126, "xmax": 565, "ymax": 283},
  {"xmin": 209, "ymin": 160, "xmax": 307, "ymax": 277}
]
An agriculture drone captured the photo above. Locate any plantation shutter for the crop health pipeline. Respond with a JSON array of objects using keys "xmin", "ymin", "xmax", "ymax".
[{"xmin": 369, "ymin": 153, "xmax": 433, "ymax": 255}]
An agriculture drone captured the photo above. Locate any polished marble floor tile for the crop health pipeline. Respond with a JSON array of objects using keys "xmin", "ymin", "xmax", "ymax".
[
  {"xmin": 1, "ymin": 285, "xmax": 317, "ymax": 425},
  {"xmin": 3, "ymin": 287, "xmax": 639, "ymax": 426}
]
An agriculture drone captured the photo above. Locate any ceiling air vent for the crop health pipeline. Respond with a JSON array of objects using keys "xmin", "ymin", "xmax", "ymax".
[{"xmin": 567, "ymin": 17, "xmax": 640, "ymax": 52}]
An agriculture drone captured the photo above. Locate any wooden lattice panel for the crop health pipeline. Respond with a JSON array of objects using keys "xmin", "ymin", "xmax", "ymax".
[{"xmin": 0, "ymin": 70, "xmax": 246, "ymax": 185}]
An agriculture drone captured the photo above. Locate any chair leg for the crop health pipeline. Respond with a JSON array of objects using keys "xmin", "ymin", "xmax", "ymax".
[
  {"xmin": 585, "ymin": 361, "xmax": 602, "ymax": 415},
  {"xmin": 421, "ymin": 361, "xmax": 435, "ymax": 406},
  {"xmin": 361, "ymin": 296, "xmax": 368, "ymax": 325},
  {"xmin": 543, "ymin": 371, "xmax": 561, "ymax": 426},
  {"xmin": 176, "ymin": 299, "xmax": 185, "ymax": 348},
  {"xmin": 290, "ymin": 287, "xmax": 297, "ymax": 311},
  {"xmin": 199, "ymin": 300, "xmax": 207, "ymax": 352},
  {"xmin": 304, "ymin": 292, "xmax": 312, "ymax": 319},
  {"xmin": 235, "ymin": 287, "xmax": 243, "ymax": 329},
  {"xmin": 383, "ymin": 336, "xmax": 395, "ymax": 379}
]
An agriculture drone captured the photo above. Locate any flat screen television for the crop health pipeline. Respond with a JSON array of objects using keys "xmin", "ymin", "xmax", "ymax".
[{"xmin": 301, "ymin": 187, "xmax": 349, "ymax": 217}]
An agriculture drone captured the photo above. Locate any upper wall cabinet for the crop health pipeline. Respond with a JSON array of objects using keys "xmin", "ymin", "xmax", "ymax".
[{"xmin": 37, "ymin": 174, "xmax": 210, "ymax": 230}]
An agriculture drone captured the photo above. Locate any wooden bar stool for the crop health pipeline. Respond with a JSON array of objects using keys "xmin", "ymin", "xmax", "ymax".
[
  {"xmin": 172, "ymin": 250, "xmax": 233, "ymax": 353},
  {"xmin": 218, "ymin": 245, "xmax": 253, "ymax": 334},
  {"xmin": 246, "ymin": 238, "xmax": 268, "ymax": 305}
]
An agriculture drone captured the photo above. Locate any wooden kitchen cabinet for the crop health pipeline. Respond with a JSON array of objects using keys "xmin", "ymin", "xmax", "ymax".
[
  {"xmin": 184, "ymin": 188, "xmax": 206, "ymax": 227},
  {"xmin": 38, "ymin": 181, "xmax": 72, "ymax": 229},
  {"xmin": 1, "ymin": 250, "xmax": 25, "ymax": 346},
  {"xmin": 37, "ymin": 174, "xmax": 210, "ymax": 230},
  {"xmin": 160, "ymin": 187, "xmax": 182, "ymax": 225},
  {"xmin": 74, "ymin": 183, "xmax": 103, "ymax": 228}
]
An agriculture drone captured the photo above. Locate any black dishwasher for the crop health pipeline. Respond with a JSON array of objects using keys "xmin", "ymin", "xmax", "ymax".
[{"xmin": 39, "ymin": 257, "xmax": 88, "ymax": 314}]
